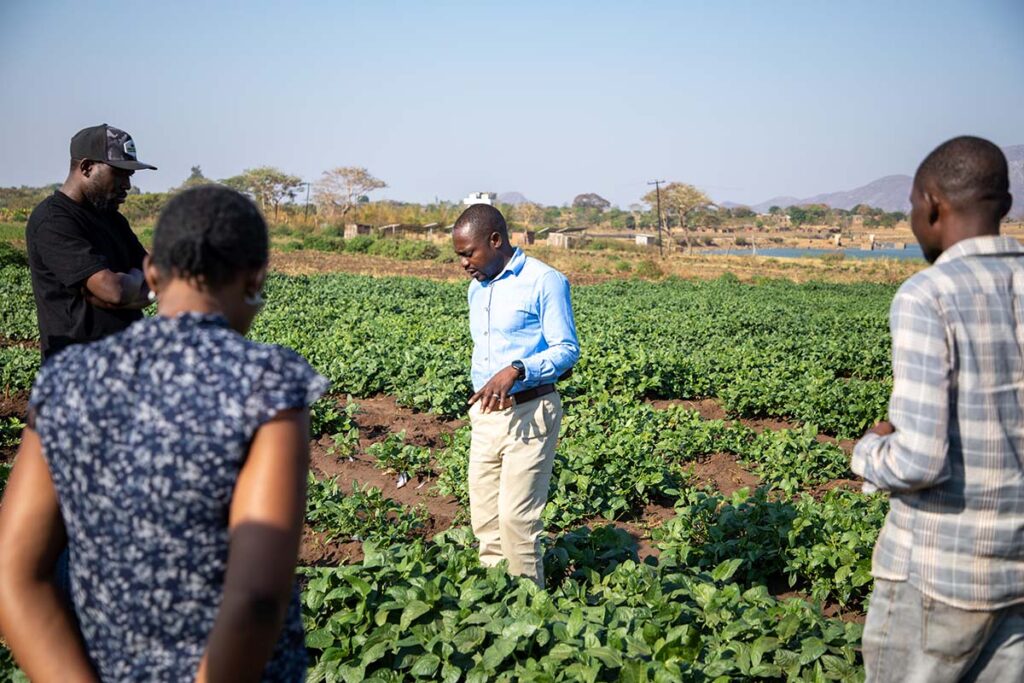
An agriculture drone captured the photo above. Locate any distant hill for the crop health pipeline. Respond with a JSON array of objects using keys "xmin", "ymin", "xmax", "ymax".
[
  {"xmin": 748, "ymin": 175, "xmax": 912, "ymax": 214},
  {"xmin": 497, "ymin": 192, "xmax": 531, "ymax": 206},
  {"xmin": 735, "ymin": 145, "xmax": 1024, "ymax": 219}
]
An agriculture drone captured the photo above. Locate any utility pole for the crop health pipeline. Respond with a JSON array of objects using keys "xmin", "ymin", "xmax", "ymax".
[
  {"xmin": 647, "ymin": 180, "xmax": 665, "ymax": 257},
  {"xmin": 302, "ymin": 182, "xmax": 311, "ymax": 222}
]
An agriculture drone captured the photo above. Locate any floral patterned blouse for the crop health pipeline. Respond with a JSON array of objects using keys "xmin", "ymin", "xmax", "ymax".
[{"xmin": 29, "ymin": 312, "xmax": 327, "ymax": 682}]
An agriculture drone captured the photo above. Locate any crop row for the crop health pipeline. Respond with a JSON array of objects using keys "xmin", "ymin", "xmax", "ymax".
[
  {"xmin": 1, "ymin": 267, "xmax": 894, "ymax": 436},
  {"xmin": 300, "ymin": 528, "xmax": 864, "ymax": 682}
]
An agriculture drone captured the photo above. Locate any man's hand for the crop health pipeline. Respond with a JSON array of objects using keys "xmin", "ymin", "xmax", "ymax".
[
  {"xmin": 469, "ymin": 366, "xmax": 520, "ymax": 414},
  {"xmin": 867, "ymin": 420, "xmax": 894, "ymax": 437},
  {"xmin": 82, "ymin": 268, "xmax": 149, "ymax": 309}
]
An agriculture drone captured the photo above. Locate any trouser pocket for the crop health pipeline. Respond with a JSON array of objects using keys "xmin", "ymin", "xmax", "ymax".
[{"xmin": 921, "ymin": 594, "xmax": 998, "ymax": 662}]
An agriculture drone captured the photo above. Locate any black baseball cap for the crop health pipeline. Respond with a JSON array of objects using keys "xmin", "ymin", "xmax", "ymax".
[{"xmin": 70, "ymin": 124, "xmax": 157, "ymax": 171}]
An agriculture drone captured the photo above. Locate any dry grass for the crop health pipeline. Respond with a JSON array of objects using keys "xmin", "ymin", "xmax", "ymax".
[{"xmin": 270, "ymin": 245, "xmax": 926, "ymax": 285}]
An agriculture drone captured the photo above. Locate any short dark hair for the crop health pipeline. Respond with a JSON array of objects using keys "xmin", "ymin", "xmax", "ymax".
[
  {"xmin": 453, "ymin": 204, "xmax": 508, "ymax": 241},
  {"xmin": 152, "ymin": 186, "xmax": 268, "ymax": 287},
  {"xmin": 916, "ymin": 136, "xmax": 1011, "ymax": 218}
]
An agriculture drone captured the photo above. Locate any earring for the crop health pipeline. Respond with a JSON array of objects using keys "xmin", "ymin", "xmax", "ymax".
[
  {"xmin": 244, "ymin": 291, "xmax": 265, "ymax": 308},
  {"xmin": 147, "ymin": 290, "xmax": 157, "ymax": 303}
]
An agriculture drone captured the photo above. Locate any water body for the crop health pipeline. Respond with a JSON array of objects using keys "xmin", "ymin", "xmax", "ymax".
[{"xmin": 707, "ymin": 245, "xmax": 925, "ymax": 261}]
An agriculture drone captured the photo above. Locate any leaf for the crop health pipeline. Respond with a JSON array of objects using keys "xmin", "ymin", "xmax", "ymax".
[
  {"xmin": 588, "ymin": 646, "xmax": 623, "ymax": 668},
  {"xmin": 711, "ymin": 558, "xmax": 744, "ymax": 582},
  {"xmin": 306, "ymin": 627, "xmax": 335, "ymax": 649},
  {"xmin": 410, "ymin": 654, "xmax": 441, "ymax": 678},
  {"xmin": 502, "ymin": 619, "xmax": 539, "ymax": 640},
  {"xmin": 400, "ymin": 600, "xmax": 433, "ymax": 630},
  {"xmin": 547, "ymin": 642, "xmax": 576, "ymax": 661},
  {"xmin": 453, "ymin": 626, "xmax": 486, "ymax": 654},
  {"xmin": 750, "ymin": 636, "xmax": 779, "ymax": 668},
  {"xmin": 481, "ymin": 637, "xmax": 517, "ymax": 670},
  {"xmin": 345, "ymin": 574, "xmax": 373, "ymax": 597},
  {"xmin": 799, "ymin": 636, "xmax": 828, "ymax": 665},
  {"xmin": 360, "ymin": 640, "xmax": 389, "ymax": 666}
]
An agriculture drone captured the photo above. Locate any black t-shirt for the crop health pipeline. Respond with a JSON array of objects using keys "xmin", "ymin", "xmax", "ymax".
[{"xmin": 26, "ymin": 191, "xmax": 147, "ymax": 359}]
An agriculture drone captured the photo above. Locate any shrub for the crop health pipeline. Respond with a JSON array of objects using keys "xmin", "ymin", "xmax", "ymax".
[
  {"xmin": 633, "ymin": 259, "xmax": 663, "ymax": 279},
  {"xmin": 435, "ymin": 250, "xmax": 458, "ymax": 264},
  {"xmin": 367, "ymin": 238, "xmax": 440, "ymax": 261},
  {"xmin": 345, "ymin": 235, "xmax": 375, "ymax": 253},
  {"xmin": 302, "ymin": 234, "xmax": 345, "ymax": 252}
]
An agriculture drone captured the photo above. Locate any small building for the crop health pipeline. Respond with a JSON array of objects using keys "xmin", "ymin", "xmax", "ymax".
[
  {"xmin": 635, "ymin": 234, "xmax": 659, "ymax": 247},
  {"xmin": 462, "ymin": 192, "xmax": 497, "ymax": 206},
  {"xmin": 510, "ymin": 231, "xmax": 535, "ymax": 247},
  {"xmin": 344, "ymin": 223, "xmax": 372, "ymax": 239},
  {"xmin": 549, "ymin": 232, "xmax": 587, "ymax": 249}
]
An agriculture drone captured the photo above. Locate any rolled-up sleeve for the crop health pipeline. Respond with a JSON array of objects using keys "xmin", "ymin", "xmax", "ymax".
[
  {"xmin": 521, "ymin": 271, "xmax": 580, "ymax": 387},
  {"xmin": 851, "ymin": 292, "xmax": 950, "ymax": 492}
]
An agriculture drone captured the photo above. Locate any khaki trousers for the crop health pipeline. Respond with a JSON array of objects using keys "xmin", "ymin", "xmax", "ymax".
[{"xmin": 468, "ymin": 392, "xmax": 562, "ymax": 586}]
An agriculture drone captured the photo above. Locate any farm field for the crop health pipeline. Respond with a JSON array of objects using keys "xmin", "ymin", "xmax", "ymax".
[{"xmin": 0, "ymin": 251, "xmax": 896, "ymax": 681}]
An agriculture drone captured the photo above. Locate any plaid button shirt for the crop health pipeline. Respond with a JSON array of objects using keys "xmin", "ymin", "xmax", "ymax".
[{"xmin": 852, "ymin": 235, "xmax": 1024, "ymax": 610}]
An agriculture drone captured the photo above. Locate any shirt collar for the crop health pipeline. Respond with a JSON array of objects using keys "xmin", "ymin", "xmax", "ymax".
[
  {"xmin": 482, "ymin": 248, "xmax": 526, "ymax": 286},
  {"xmin": 935, "ymin": 235, "xmax": 1024, "ymax": 265}
]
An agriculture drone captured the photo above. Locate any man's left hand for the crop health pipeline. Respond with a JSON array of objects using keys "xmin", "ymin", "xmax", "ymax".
[
  {"xmin": 469, "ymin": 366, "xmax": 520, "ymax": 414},
  {"xmin": 867, "ymin": 420, "xmax": 894, "ymax": 437}
]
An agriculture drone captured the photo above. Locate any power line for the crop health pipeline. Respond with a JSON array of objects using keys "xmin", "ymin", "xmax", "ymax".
[{"xmin": 643, "ymin": 180, "xmax": 667, "ymax": 258}]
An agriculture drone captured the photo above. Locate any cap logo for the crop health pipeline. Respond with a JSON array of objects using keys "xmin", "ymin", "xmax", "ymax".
[{"xmin": 123, "ymin": 140, "xmax": 137, "ymax": 159}]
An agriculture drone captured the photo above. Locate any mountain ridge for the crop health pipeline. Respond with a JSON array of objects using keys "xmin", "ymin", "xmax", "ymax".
[{"xmin": 727, "ymin": 145, "xmax": 1023, "ymax": 219}]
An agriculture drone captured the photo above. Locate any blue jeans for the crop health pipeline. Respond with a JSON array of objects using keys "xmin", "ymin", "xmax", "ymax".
[{"xmin": 863, "ymin": 578, "xmax": 1024, "ymax": 682}]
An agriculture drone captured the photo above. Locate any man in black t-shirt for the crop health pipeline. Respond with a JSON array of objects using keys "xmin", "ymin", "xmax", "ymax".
[{"xmin": 26, "ymin": 124, "xmax": 158, "ymax": 359}]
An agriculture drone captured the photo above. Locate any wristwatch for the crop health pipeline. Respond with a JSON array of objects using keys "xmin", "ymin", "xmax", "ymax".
[{"xmin": 511, "ymin": 360, "xmax": 526, "ymax": 380}]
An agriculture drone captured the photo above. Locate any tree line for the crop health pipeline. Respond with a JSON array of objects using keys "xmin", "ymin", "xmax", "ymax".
[{"xmin": 0, "ymin": 168, "xmax": 905, "ymax": 235}]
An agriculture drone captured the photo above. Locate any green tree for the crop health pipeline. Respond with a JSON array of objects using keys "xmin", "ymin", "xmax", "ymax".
[
  {"xmin": 788, "ymin": 203, "xmax": 830, "ymax": 227},
  {"xmin": 642, "ymin": 182, "xmax": 714, "ymax": 253},
  {"xmin": 572, "ymin": 193, "xmax": 611, "ymax": 211},
  {"xmin": 221, "ymin": 167, "xmax": 303, "ymax": 220},
  {"xmin": 179, "ymin": 165, "xmax": 212, "ymax": 190}
]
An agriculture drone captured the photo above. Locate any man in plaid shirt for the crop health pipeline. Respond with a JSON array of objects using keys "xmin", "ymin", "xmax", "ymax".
[{"xmin": 852, "ymin": 136, "xmax": 1021, "ymax": 681}]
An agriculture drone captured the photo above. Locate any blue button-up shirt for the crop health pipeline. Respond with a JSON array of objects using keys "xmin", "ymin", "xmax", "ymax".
[{"xmin": 468, "ymin": 248, "xmax": 580, "ymax": 393}]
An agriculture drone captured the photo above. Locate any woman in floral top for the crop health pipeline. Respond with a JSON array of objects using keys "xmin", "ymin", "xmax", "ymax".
[{"xmin": 0, "ymin": 186, "xmax": 326, "ymax": 682}]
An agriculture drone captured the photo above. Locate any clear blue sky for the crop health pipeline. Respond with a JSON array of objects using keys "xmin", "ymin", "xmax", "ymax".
[{"xmin": 1, "ymin": 0, "xmax": 1022, "ymax": 207}]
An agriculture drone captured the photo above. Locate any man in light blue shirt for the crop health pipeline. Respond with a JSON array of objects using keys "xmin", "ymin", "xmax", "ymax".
[{"xmin": 452, "ymin": 204, "xmax": 579, "ymax": 586}]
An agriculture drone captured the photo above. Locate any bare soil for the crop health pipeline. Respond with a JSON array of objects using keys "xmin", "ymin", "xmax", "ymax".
[
  {"xmin": 685, "ymin": 452, "xmax": 762, "ymax": 497},
  {"xmin": 339, "ymin": 394, "xmax": 465, "ymax": 450},
  {"xmin": 299, "ymin": 394, "xmax": 465, "ymax": 564},
  {"xmin": 271, "ymin": 251, "xmax": 465, "ymax": 281},
  {"xmin": 0, "ymin": 394, "xmax": 28, "ymax": 419},
  {"xmin": 807, "ymin": 478, "xmax": 864, "ymax": 500},
  {"xmin": 0, "ymin": 337, "xmax": 38, "ymax": 350}
]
